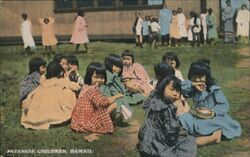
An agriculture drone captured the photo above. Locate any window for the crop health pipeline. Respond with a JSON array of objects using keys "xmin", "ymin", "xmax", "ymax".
[{"xmin": 54, "ymin": 0, "xmax": 164, "ymax": 13}]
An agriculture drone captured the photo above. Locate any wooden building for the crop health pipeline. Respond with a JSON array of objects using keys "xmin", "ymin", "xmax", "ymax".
[{"xmin": 0, "ymin": 0, "xmax": 221, "ymax": 44}]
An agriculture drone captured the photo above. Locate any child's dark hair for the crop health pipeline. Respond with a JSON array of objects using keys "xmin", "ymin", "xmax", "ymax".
[
  {"xmin": 104, "ymin": 54, "xmax": 123, "ymax": 75},
  {"xmin": 45, "ymin": 61, "xmax": 64, "ymax": 79},
  {"xmin": 121, "ymin": 49, "xmax": 135, "ymax": 63},
  {"xmin": 208, "ymin": 8, "xmax": 213, "ymax": 15},
  {"xmin": 29, "ymin": 57, "xmax": 47, "ymax": 74},
  {"xmin": 162, "ymin": 52, "xmax": 180, "ymax": 68},
  {"xmin": 155, "ymin": 75, "xmax": 181, "ymax": 100},
  {"xmin": 154, "ymin": 62, "xmax": 175, "ymax": 87},
  {"xmin": 77, "ymin": 10, "xmax": 85, "ymax": 17},
  {"xmin": 44, "ymin": 18, "xmax": 49, "ymax": 24},
  {"xmin": 188, "ymin": 59, "xmax": 215, "ymax": 90},
  {"xmin": 21, "ymin": 13, "xmax": 28, "ymax": 20},
  {"xmin": 67, "ymin": 55, "xmax": 79, "ymax": 68},
  {"xmin": 53, "ymin": 54, "xmax": 67, "ymax": 64},
  {"xmin": 84, "ymin": 62, "xmax": 107, "ymax": 85}
]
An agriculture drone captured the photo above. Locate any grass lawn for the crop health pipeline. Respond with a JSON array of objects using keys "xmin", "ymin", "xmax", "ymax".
[{"xmin": 0, "ymin": 41, "xmax": 250, "ymax": 157}]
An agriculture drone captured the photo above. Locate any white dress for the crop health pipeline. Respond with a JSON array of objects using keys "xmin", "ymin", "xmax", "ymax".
[
  {"xmin": 136, "ymin": 17, "xmax": 143, "ymax": 36},
  {"xmin": 236, "ymin": 9, "xmax": 250, "ymax": 37},
  {"xmin": 200, "ymin": 13, "xmax": 208, "ymax": 37},
  {"xmin": 188, "ymin": 18, "xmax": 201, "ymax": 41},
  {"xmin": 177, "ymin": 13, "xmax": 188, "ymax": 37},
  {"xmin": 20, "ymin": 20, "xmax": 36, "ymax": 49}
]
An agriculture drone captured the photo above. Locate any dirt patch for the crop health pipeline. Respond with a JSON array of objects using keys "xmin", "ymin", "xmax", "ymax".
[
  {"xmin": 238, "ymin": 47, "xmax": 250, "ymax": 57},
  {"xmin": 113, "ymin": 119, "xmax": 140, "ymax": 151},
  {"xmin": 236, "ymin": 58, "xmax": 250, "ymax": 68},
  {"xmin": 223, "ymin": 151, "xmax": 250, "ymax": 157},
  {"xmin": 227, "ymin": 77, "xmax": 250, "ymax": 90}
]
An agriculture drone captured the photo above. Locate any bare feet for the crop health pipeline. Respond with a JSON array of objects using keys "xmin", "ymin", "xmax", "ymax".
[
  {"xmin": 84, "ymin": 133, "xmax": 101, "ymax": 142},
  {"xmin": 213, "ymin": 129, "xmax": 222, "ymax": 144}
]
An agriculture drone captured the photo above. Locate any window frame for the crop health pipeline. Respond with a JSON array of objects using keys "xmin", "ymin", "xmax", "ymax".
[{"xmin": 54, "ymin": 0, "xmax": 164, "ymax": 13}]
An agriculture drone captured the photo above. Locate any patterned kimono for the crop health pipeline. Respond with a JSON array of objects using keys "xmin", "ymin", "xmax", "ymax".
[
  {"xmin": 138, "ymin": 93, "xmax": 197, "ymax": 157},
  {"xmin": 71, "ymin": 85, "xmax": 114, "ymax": 134},
  {"xmin": 122, "ymin": 63, "xmax": 153, "ymax": 96},
  {"xmin": 19, "ymin": 71, "xmax": 41, "ymax": 102},
  {"xmin": 179, "ymin": 80, "xmax": 241, "ymax": 139}
]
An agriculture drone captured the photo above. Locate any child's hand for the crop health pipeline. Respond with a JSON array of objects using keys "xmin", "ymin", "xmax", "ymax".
[
  {"xmin": 192, "ymin": 82, "xmax": 206, "ymax": 92},
  {"xmin": 115, "ymin": 93, "xmax": 123, "ymax": 99}
]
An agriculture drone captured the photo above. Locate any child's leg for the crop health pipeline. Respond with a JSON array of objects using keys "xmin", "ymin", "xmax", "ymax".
[
  {"xmin": 49, "ymin": 46, "xmax": 52, "ymax": 52},
  {"xmin": 45, "ymin": 46, "xmax": 48, "ymax": 52},
  {"xmin": 84, "ymin": 43, "xmax": 88, "ymax": 52},
  {"xmin": 76, "ymin": 44, "xmax": 80, "ymax": 51},
  {"xmin": 196, "ymin": 129, "xmax": 222, "ymax": 147}
]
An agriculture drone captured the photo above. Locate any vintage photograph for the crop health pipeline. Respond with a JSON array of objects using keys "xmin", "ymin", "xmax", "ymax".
[{"xmin": 0, "ymin": 0, "xmax": 249, "ymax": 156}]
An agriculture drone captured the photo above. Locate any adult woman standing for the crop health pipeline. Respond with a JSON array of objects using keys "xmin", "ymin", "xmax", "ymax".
[{"xmin": 70, "ymin": 10, "xmax": 89, "ymax": 53}]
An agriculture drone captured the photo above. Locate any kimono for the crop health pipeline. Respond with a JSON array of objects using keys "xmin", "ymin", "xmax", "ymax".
[
  {"xmin": 38, "ymin": 17, "xmax": 58, "ymax": 46},
  {"xmin": 70, "ymin": 16, "xmax": 89, "ymax": 44},
  {"xmin": 170, "ymin": 15, "xmax": 181, "ymax": 39},
  {"xmin": 138, "ymin": 93, "xmax": 197, "ymax": 157},
  {"xmin": 105, "ymin": 70, "xmax": 144, "ymax": 106},
  {"xmin": 179, "ymin": 80, "xmax": 241, "ymax": 139},
  {"xmin": 222, "ymin": 6, "xmax": 236, "ymax": 42},
  {"xmin": 21, "ymin": 78, "xmax": 80, "ymax": 130},
  {"xmin": 20, "ymin": 20, "xmax": 36, "ymax": 49},
  {"xmin": 71, "ymin": 85, "xmax": 114, "ymax": 134},
  {"xmin": 122, "ymin": 63, "xmax": 153, "ymax": 96},
  {"xmin": 177, "ymin": 13, "xmax": 188, "ymax": 37},
  {"xmin": 159, "ymin": 8, "xmax": 172, "ymax": 35},
  {"xmin": 19, "ymin": 71, "xmax": 41, "ymax": 102},
  {"xmin": 236, "ymin": 9, "xmax": 250, "ymax": 37},
  {"xmin": 206, "ymin": 14, "xmax": 218, "ymax": 39}
]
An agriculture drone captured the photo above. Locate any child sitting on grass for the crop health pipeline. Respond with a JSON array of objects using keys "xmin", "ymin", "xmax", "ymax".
[
  {"xmin": 67, "ymin": 55, "xmax": 84, "ymax": 86},
  {"xmin": 121, "ymin": 50, "xmax": 153, "ymax": 97},
  {"xmin": 19, "ymin": 57, "xmax": 46, "ymax": 102},
  {"xmin": 179, "ymin": 59, "xmax": 241, "ymax": 145},
  {"xmin": 53, "ymin": 54, "xmax": 69, "ymax": 78},
  {"xmin": 71, "ymin": 62, "xmax": 122, "ymax": 141},
  {"xmin": 21, "ymin": 61, "xmax": 81, "ymax": 130}
]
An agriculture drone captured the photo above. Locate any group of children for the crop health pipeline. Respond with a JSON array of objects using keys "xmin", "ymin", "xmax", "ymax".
[
  {"xmin": 134, "ymin": 2, "xmax": 249, "ymax": 48},
  {"xmin": 19, "ymin": 49, "xmax": 241, "ymax": 156},
  {"xmin": 20, "ymin": 10, "xmax": 89, "ymax": 55}
]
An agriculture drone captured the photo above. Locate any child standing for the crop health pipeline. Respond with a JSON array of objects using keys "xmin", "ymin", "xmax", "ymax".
[
  {"xmin": 236, "ymin": 4, "xmax": 250, "ymax": 45},
  {"xmin": 206, "ymin": 8, "xmax": 218, "ymax": 45},
  {"xmin": 138, "ymin": 76, "xmax": 197, "ymax": 157},
  {"xmin": 150, "ymin": 17, "xmax": 161, "ymax": 48},
  {"xmin": 38, "ymin": 17, "xmax": 58, "ymax": 53},
  {"xmin": 170, "ymin": 10, "xmax": 181, "ymax": 47},
  {"xmin": 200, "ymin": 8, "xmax": 208, "ymax": 44},
  {"xmin": 21, "ymin": 61, "xmax": 81, "ymax": 130},
  {"xmin": 20, "ymin": 13, "xmax": 36, "ymax": 55},
  {"xmin": 189, "ymin": 11, "xmax": 201, "ymax": 47},
  {"xmin": 71, "ymin": 62, "xmax": 122, "ymax": 140},
  {"xmin": 70, "ymin": 10, "xmax": 89, "ymax": 53},
  {"xmin": 177, "ymin": 8, "xmax": 188, "ymax": 46},
  {"xmin": 142, "ymin": 16, "xmax": 150, "ymax": 45},
  {"xmin": 179, "ymin": 59, "xmax": 241, "ymax": 144},
  {"xmin": 121, "ymin": 50, "xmax": 153, "ymax": 97},
  {"xmin": 19, "ymin": 57, "xmax": 46, "ymax": 102}
]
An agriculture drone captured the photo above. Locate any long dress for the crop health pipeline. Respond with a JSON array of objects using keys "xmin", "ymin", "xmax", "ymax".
[
  {"xmin": 70, "ymin": 16, "xmax": 89, "ymax": 44},
  {"xmin": 179, "ymin": 80, "xmax": 241, "ymax": 139},
  {"xmin": 136, "ymin": 17, "xmax": 143, "ymax": 36},
  {"xmin": 122, "ymin": 63, "xmax": 153, "ymax": 96},
  {"xmin": 206, "ymin": 14, "xmax": 218, "ymax": 39},
  {"xmin": 236, "ymin": 9, "xmax": 250, "ymax": 37},
  {"xmin": 159, "ymin": 8, "xmax": 172, "ymax": 35},
  {"xmin": 71, "ymin": 85, "xmax": 114, "ymax": 134},
  {"xmin": 177, "ymin": 13, "xmax": 188, "ymax": 37},
  {"xmin": 20, "ymin": 20, "xmax": 36, "ymax": 49},
  {"xmin": 222, "ymin": 6, "xmax": 236, "ymax": 42},
  {"xmin": 19, "ymin": 72, "xmax": 41, "ymax": 102},
  {"xmin": 170, "ymin": 15, "xmax": 181, "ymax": 39},
  {"xmin": 38, "ymin": 17, "xmax": 58, "ymax": 46},
  {"xmin": 200, "ymin": 13, "xmax": 208, "ymax": 40},
  {"xmin": 188, "ymin": 17, "xmax": 201, "ymax": 41},
  {"xmin": 21, "ymin": 78, "xmax": 80, "ymax": 130},
  {"xmin": 138, "ymin": 93, "xmax": 197, "ymax": 157}
]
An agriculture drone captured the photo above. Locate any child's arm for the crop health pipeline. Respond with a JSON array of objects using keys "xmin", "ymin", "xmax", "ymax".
[
  {"xmin": 212, "ymin": 89, "xmax": 229, "ymax": 116},
  {"xmin": 88, "ymin": 87, "xmax": 112, "ymax": 108},
  {"xmin": 48, "ymin": 17, "xmax": 55, "ymax": 23},
  {"xmin": 38, "ymin": 18, "xmax": 43, "ymax": 24},
  {"xmin": 181, "ymin": 80, "xmax": 196, "ymax": 98},
  {"xmin": 64, "ymin": 79, "xmax": 81, "ymax": 91}
]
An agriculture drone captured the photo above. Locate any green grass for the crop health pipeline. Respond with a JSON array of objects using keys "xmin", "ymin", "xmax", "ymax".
[{"xmin": 1, "ymin": 41, "xmax": 250, "ymax": 157}]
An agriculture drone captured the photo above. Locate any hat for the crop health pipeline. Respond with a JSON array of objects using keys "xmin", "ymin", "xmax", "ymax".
[{"xmin": 190, "ymin": 107, "xmax": 214, "ymax": 119}]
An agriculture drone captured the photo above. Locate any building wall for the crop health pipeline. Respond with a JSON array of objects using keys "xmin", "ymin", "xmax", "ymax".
[{"xmin": 0, "ymin": 0, "xmax": 220, "ymax": 40}]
